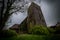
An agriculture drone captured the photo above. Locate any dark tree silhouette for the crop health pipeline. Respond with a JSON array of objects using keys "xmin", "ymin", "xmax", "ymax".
[{"xmin": 0, "ymin": 0, "xmax": 16, "ymax": 30}]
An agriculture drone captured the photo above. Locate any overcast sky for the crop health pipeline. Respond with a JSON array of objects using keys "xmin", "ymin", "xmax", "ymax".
[
  {"xmin": 40, "ymin": 0, "xmax": 60, "ymax": 26},
  {"xmin": 3, "ymin": 0, "xmax": 60, "ymax": 30}
]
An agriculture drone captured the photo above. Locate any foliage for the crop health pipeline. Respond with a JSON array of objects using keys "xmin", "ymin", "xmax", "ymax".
[
  {"xmin": 0, "ymin": 30, "xmax": 17, "ymax": 38},
  {"xmin": 54, "ymin": 26, "xmax": 60, "ymax": 34},
  {"xmin": 48, "ymin": 28, "xmax": 56, "ymax": 34},
  {"xmin": 55, "ymin": 26, "xmax": 60, "ymax": 30},
  {"xmin": 19, "ymin": 18, "xmax": 27, "ymax": 33},
  {"xmin": 0, "ymin": 34, "xmax": 60, "ymax": 40},
  {"xmin": 29, "ymin": 25, "xmax": 50, "ymax": 35},
  {"xmin": 0, "ymin": 34, "xmax": 49, "ymax": 40}
]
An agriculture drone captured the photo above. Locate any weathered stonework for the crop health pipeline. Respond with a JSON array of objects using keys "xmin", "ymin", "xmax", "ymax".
[{"xmin": 27, "ymin": 2, "xmax": 46, "ymax": 27}]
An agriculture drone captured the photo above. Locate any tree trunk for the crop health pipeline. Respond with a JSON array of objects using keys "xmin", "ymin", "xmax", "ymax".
[{"xmin": 0, "ymin": 0, "xmax": 16, "ymax": 30}]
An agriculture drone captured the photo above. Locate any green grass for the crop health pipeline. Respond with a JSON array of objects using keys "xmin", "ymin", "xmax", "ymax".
[
  {"xmin": 0, "ymin": 34, "xmax": 60, "ymax": 40},
  {"xmin": 17, "ymin": 34, "xmax": 48, "ymax": 40}
]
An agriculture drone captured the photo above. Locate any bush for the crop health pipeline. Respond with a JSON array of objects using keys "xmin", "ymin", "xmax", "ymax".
[
  {"xmin": 54, "ymin": 26, "xmax": 60, "ymax": 34},
  {"xmin": 55, "ymin": 26, "xmax": 60, "ymax": 30},
  {"xmin": 0, "ymin": 30, "xmax": 17, "ymax": 38},
  {"xmin": 0, "ymin": 34, "xmax": 51, "ymax": 40},
  {"xmin": 48, "ymin": 28, "xmax": 56, "ymax": 34},
  {"xmin": 29, "ymin": 25, "xmax": 50, "ymax": 35}
]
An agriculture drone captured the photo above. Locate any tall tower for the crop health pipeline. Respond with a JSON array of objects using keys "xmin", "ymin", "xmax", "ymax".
[
  {"xmin": 19, "ymin": 2, "xmax": 47, "ymax": 33},
  {"xmin": 27, "ymin": 2, "xmax": 46, "ymax": 27}
]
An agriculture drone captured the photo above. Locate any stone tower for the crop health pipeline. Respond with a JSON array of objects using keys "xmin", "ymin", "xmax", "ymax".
[
  {"xmin": 27, "ymin": 2, "xmax": 46, "ymax": 27},
  {"xmin": 19, "ymin": 2, "xmax": 47, "ymax": 33}
]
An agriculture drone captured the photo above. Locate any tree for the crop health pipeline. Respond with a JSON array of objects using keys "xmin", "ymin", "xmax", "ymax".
[
  {"xmin": 0, "ymin": 0, "xmax": 31, "ymax": 30},
  {"xmin": 2, "ymin": 0, "xmax": 32, "ymax": 30},
  {"xmin": 0, "ymin": 0, "xmax": 16, "ymax": 30},
  {"xmin": 0, "ymin": 0, "xmax": 42, "ymax": 30}
]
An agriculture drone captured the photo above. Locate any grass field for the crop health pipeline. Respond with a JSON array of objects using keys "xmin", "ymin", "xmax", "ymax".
[{"xmin": 0, "ymin": 34, "xmax": 60, "ymax": 40}]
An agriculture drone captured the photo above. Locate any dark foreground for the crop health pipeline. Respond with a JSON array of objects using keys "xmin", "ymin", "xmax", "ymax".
[{"xmin": 0, "ymin": 34, "xmax": 60, "ymax": 40}]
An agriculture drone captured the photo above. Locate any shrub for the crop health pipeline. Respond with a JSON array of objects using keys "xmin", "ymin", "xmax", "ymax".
[
  {"xmin": 48, "ymin": 28, "xmax": 56, "ymax": 33},
  {"xmin": 29, "ymin": 25, "xmax": 50, "ymax": 35},
  {"xmin": 55, "ymin": 26, "xmax": 60, "ymax": 30},
  {"xmin": 0, "ymin": 30, "xmax": 17, "ymax": 38},
  {"xmin": 54, "ymin": 26, "xmax": 60, "ymax": 34}
]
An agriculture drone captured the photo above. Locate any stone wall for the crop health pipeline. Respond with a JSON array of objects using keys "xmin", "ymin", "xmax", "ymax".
[{"xmin": 27, "ymin": 2, "xmax": 46, "ymax": 27}]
